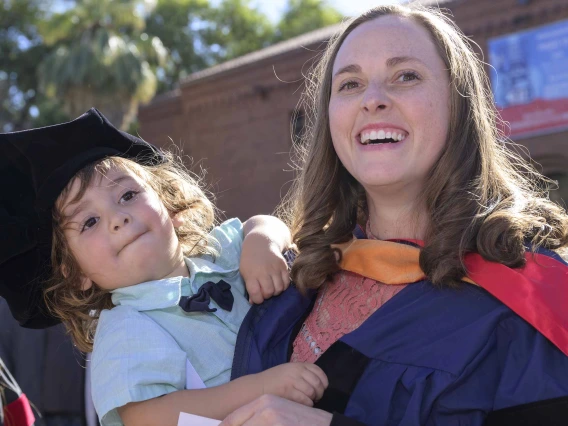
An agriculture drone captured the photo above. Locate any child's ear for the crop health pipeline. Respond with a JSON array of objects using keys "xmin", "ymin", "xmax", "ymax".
[
  {"xmin": 61, "ymin": 264, "xmax": 70, "ymax": 278},
  {"xmin": 61, "ymin": 265, "xmax": 93, "ymax": 291},
  {"xmin": 171, "ymin": 212, "xmax": 185, "ymax": 229},
  {"xmin": 80, "ymin": 276, "xmax": 93, "ymax": 291}
]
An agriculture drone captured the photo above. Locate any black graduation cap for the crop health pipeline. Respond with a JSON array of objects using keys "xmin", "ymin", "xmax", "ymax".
[{"xmin": 0, "ymin": 108, "xmax": 164, "ymax": 328}]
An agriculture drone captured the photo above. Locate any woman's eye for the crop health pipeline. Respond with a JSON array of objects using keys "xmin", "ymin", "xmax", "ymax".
[
  {"xmin": 338, "ymin": 80, "xmax": 359, "ymax": 91},
  {"xmin": 81, "ymin": 217, "xmax": 98, "ymax": 232},
  {"xmin": 398, "ymin": 71, "xmax": 420, "ymax": 82},
  {"xmin": 120, "ymin": 190, "xmax": 138, "ymax": 203}
]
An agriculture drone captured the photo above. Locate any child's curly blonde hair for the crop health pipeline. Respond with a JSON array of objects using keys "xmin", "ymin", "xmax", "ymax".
[{"xmin": 45, "ymin": 153, "xmax": 216, "ymax": 352}]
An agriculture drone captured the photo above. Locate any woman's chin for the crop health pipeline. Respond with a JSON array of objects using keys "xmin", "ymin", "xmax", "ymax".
[{"xmin": 357, "ymin": 174, "xmax": 405, "ymax": 191}]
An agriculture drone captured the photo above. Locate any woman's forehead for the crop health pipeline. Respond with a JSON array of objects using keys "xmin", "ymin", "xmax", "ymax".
[{"xmin": 333, "ymin": 16, "xmax": 439, "ymax": 71}]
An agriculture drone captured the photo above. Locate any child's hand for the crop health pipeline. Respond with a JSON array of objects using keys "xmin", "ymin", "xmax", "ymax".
[
  {"xmin": 240, "ymin": 232, "xmax": 290, "ymax": 304},
  {"xmin": 256, "ymin": 363, "xmax": 329, "ymax": 407}
]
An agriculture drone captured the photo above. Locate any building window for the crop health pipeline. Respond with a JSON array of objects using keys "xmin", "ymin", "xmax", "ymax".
[{"xmin": 291, "ymin": 109, "xmax": 305, "ymax": 146}]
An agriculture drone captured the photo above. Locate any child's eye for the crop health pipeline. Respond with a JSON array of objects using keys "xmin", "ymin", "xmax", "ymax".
[
  {"xmin": 81, "ymin": 217, "xmax": 98, "ymax": 232},
  {"xmin": 120, "ymin": 190, "xmax": 139, "ymax": 203},
  {"xmin": 338, "ymin": 80, "xmax": 359, "ymax": 91},
  {"xmin": 397, "ymin": 71, "xmax": 420, "ymax": 82}
]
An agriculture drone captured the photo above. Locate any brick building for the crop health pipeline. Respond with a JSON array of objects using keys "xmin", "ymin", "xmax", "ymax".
[{"xmin": 138, "ymin": 0, "xmax": 568, "ymax": 219}]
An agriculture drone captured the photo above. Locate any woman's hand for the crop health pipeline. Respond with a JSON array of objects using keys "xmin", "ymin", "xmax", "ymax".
[{"xmin": 221, "ymin": 395, "xmax": 333, "ymax": 426}]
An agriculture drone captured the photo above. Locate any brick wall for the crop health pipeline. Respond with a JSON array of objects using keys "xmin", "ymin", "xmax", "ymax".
[{"xmin": 139, "ymin": 44, "xmax": 322, "ymax": 219}]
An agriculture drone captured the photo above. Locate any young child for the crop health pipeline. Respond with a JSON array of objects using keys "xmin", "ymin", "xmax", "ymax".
[{"xmin": 0, "ymin": 109, "xmax": 327, "ymax": 426}]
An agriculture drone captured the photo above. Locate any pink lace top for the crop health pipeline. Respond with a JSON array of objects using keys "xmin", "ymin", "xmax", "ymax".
[{"xmin": 290, "ymin": 224, "xmax": 410, "ymax": 363}]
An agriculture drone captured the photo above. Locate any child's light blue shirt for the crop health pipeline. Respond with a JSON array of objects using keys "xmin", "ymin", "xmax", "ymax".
[{"xmin": 90, "ymin": 218, "xmax": 251, "ymax": 426}]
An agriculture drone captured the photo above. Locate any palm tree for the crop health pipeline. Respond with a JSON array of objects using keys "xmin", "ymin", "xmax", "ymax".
[{"xmin": 38, "ymin": 0, "xmax": 166, "ymax": 129}]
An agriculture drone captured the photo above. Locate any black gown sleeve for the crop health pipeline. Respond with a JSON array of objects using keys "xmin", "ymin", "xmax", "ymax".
[{"xmin": 330, "ymin": 413, "xmax": 368, "ymax": 426}]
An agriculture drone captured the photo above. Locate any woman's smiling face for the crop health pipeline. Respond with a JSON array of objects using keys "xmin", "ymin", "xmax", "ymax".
[{"xmin": 329, "ymin": 15, "xmax": 451, "ymax": 197}]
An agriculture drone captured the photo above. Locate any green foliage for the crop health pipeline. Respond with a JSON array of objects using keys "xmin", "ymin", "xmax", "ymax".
[
  {"xmin": 145, "ymin": 0, "xmax": 276, "ymax": 92},
  {"xmin": 144, "ymin": 0, "xmax": 211, "ymax": 92},
  {"xmin": 274, "ymin": 0, "xmax": 342, "ymax": 42},
  {"xmin": 2, "ymin": 0, "xmax": 342, "ymax": 130},
  {"xmin": 201, "ymin": 0, "xmax": 274, "ymax": 61},
  {"xmin": 0, "ymin": 0, "xmax": 65, "ymax": 131},
  {"xmin": 37, "ymin": 0, "xmax": 165, "ymax": 129},
  {"xmin": 39, "ymin": 0, "xmax": 146, "ymax": 45}
]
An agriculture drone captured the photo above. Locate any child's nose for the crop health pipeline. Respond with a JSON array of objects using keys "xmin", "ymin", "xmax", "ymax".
[{"xmin": 112, "ymin": 214, "xmax": 130, "ymax": 232}]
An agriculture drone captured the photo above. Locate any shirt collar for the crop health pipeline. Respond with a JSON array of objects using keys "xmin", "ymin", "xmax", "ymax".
[
  {"xmin": 110, "ymin": 255, "xmax": 240, "ymax": 311},
  {"xmin": 111, "ymin": 276, "xmax": 185, "ymax": 311}
]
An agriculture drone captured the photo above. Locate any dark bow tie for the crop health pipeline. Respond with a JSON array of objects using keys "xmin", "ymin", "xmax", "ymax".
[{"xmin": 179, "ymin": 280, "xmax": 234, "ymax": 313}]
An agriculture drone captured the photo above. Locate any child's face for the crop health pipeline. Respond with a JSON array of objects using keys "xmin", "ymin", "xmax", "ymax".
[{"xmin": 60, "ymin": 165, "xmax": 187, "ymax": 291}]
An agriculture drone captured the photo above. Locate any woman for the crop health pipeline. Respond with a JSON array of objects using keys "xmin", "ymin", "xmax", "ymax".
[{"xmin": 224, "ymin": 4, "xmax": 568, "ymax": 426}]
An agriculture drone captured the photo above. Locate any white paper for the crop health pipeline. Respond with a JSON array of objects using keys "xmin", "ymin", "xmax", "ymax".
[{"xmin": 178, "ymin": 412, "xmax": 221, "ymax": 426}]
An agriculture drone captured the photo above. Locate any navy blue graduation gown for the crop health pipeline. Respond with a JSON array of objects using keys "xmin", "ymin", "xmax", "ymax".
[{"xmin": 232, "ymin": 269, "xmax": 568, "ymax": 425}]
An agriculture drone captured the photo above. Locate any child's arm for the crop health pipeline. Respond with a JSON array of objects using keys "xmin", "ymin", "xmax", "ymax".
[
  {"xmin": 240, "ymin": 215, "xmax": 293, "ymax": 304},
  {"xmin": 117, "ymin": 362, "xmax": 328, "ymax": 426}
]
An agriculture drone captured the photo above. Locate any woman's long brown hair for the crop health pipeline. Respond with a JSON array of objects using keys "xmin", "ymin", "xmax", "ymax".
[{"xmin": 281, "ymin": 4, "xmax": 568, "ymax": 291}]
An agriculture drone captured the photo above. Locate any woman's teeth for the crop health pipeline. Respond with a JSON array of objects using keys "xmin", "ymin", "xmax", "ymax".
[{"xmin": 360, "ymin": 129, "xmax": 407, "ymax": 144}]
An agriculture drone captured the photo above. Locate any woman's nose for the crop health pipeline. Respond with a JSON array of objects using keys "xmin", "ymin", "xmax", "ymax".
[{"xmin": 361, "ymin": 84, "xmax": 390, "ymax": 112}]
